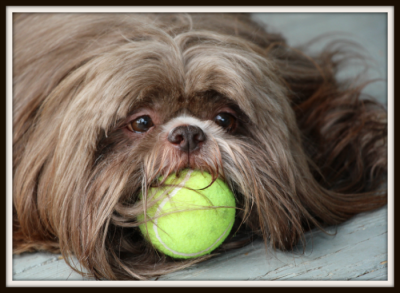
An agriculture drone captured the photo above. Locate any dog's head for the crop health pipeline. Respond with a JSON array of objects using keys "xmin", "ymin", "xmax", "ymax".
[{"xmin": 13, "ymin": 13, "xmax": 387, "ymax": 280}]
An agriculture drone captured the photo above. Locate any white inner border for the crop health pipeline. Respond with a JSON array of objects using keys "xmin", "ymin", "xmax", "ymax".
[
  {"xmin": 6, "ymin": 6, "xmax": 394, "ymax": 288},
  {"xmin": 5, "ymin": 6, "xmax": 395, "ymax": 12}
]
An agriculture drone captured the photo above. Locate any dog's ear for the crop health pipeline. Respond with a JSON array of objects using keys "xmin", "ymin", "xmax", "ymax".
[
  {"xmin": 271, "ymin": 41, "xmax": 387, "ymax": 194},
  {"xmin": 218, "ymin": 37, "xmax": 387, "ymax": 251},
  {"xmin": 247, "ymin": 41, "xmax": 387, "ymax": 250},
  {"xmin": 221, "ymin": 107, "xmax": 386, "ymax": 252}
]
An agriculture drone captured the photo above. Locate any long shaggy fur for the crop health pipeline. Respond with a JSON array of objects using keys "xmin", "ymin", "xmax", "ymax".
[{"xmin": 13, "ymin": 13, "xmax": 387, "ymax": 280}]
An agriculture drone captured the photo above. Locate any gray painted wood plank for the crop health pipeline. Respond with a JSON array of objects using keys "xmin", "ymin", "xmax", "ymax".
[
  {"xmin": 12, "ymin": 206, "xmax": 388, "ymax": 281},
  {"xmin": 13, "ymin": 253, "xmax": 90, "ymax": 281}
]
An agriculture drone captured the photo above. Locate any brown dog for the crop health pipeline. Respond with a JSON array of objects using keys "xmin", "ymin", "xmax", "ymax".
[{"xmin": 12, "ymin": 13, "xmax": 387, "ymax": 280}]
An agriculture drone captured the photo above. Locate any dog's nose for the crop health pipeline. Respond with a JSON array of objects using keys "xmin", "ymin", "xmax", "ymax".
[{"xmin": 168, "ymin": 125, "xmax": 206, "ymax": 152}]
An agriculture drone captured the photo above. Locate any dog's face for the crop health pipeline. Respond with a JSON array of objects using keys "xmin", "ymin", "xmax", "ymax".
[
  {"xmin": 65, "ymin": 26, "xmax": 303, "ymax": 252},
  {"xmin": 13, "ymin": 13, "xmax": 386, "ymax": 280}
]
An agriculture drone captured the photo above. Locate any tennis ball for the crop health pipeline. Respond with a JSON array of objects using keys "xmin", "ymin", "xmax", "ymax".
[{"xmin": 138, "ymin": 169, "xmax": 236, "ymax": 259}]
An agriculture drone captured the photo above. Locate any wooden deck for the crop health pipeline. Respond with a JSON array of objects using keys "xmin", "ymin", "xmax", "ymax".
[
  {"xmin": 13, "ymin": 205, "xmax": 388, "ymax": 281},
  {"xmin": 10, "ymin": 11, "xmax": 391, "ymax": 284}
]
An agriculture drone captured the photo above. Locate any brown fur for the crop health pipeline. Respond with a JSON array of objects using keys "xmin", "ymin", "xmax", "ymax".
[{"xmin": 13, "ymin": 13, "xmax": 387, "ymax": 280}]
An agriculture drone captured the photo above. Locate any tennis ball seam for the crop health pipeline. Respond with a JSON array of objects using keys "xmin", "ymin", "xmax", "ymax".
[{"xmin": 152, "ymin": 169, "xmax": 234, "ymax": 257}]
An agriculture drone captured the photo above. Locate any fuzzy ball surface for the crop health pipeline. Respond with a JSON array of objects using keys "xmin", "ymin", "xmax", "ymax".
[{"xmin": 138, "ymin": 169, "xmax": 236, "ymax": 259}]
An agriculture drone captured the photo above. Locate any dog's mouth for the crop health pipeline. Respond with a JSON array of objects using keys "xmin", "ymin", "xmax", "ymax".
[
  {"xmin": 134, "ymin": 167, "xmax": 257, "ymax": 255},
  {"xmin": 169, "ymin": 153, "xmax": 205, "ymax": 174}
]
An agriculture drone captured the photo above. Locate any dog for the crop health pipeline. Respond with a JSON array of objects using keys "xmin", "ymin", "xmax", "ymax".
[{"xmin": 12, "ymin": 13, "xmax": 387, "ymax": 280}]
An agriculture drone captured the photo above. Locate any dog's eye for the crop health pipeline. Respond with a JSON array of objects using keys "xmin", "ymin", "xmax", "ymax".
[
  {"xmin": 127, "ymin": 115, "xmax": 154, "ymax": 133},
  {"xmin": 214, "ymin": 113, "xmax": 236, "ymax": 131}
]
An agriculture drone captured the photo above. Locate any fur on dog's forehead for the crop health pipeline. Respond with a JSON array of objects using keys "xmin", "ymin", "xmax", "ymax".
[{"xmin": 73, "ymin": 31, "xmax": 288, "ymax": 131}]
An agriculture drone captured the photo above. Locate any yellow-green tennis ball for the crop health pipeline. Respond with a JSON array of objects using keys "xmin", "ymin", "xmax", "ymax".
[{"xmin": 138, "ymin": 169, "xmax": 236, "ymax": 259}]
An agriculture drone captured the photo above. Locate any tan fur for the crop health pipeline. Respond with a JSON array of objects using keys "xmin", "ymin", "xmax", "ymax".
[{"xmin": 13, "ymin": 13, "xmax": 387, "ymax": 280}]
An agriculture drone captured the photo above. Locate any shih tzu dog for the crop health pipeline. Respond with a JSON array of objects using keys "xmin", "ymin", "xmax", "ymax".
[{"xmin": 12, "ymin": 13, "xmax": 387, "ymax": 280}]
